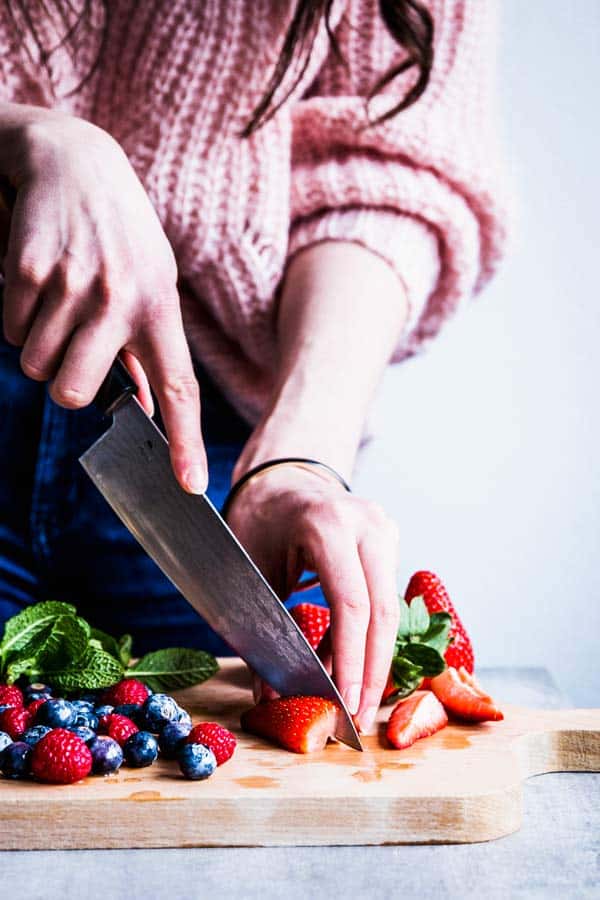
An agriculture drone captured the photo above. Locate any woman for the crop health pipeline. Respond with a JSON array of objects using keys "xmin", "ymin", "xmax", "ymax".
[{"xmin": 0, "ymin": 1, "xmax": 506, "ymax": 734}]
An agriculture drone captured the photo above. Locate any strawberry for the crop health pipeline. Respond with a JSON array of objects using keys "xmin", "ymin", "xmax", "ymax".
[
  {"xmin": 429, "ymin": 667, "xmax": 503, "ymax": 722},
  {"xmin": 101, "ymin": 713, "xmax": 139, "ymax": 747},
  {"xmin": 0, "ymin": 684, "xmax": 24, "ymax": 709},
  {"xmin": 186, "ymin": 722, "xmax": 237, "ymax": 766},
  {"xmin": 386, "ymin": 690, "xmax": 448, "ymax": 750},
  {"xmin": 405, "ymin": 570, "xmax": 474, "ymax": 673},
  {"xmin": 102, "ymin": 678, "xmax": 150, "ymax": 707},
  {"xmin": 241, "ymin": 696, "xmax": 338, "ymax": 753},
  {"xmin": 30, "ymin": 728, "xmax": 92, "ymax": 784},
  {"xmin": 0, "ymin": 706, "xmax": 32, "ymax": 739},
  {"xmin": 290, "ymin": 604, "xmax": 330, "ymax": 650}
]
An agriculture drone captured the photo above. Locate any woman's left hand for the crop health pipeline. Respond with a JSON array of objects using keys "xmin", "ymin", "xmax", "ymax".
[{"xmin": 226, "ymin": 466, "xmax": 401, "ymax": 734}]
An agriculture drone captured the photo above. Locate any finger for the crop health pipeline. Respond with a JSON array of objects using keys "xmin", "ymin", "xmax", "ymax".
[
  {"xmin": 3, "ymin": 190, "xmax": 55, "ymax": 345},
  {"xmin": 311, "ymin": 533, "xmax": 370, "ymax": 715},
  {"xmin": 49, "ymin": 317, "xmax": 127, "ymax": 408},
  {"xmin": 20, "ymin": 290, "xmax": 78, "ymax": 382},
  {"xmin": 121, "ymin": 349, "xmax": 154, "ymax": 417},
  {"xmin": 140, "ymin": 315, "xmax": 207, "ymax": 494},
  {"xmin": 355, "ymin": 531, "xmax": 400, "ymax": 733}
]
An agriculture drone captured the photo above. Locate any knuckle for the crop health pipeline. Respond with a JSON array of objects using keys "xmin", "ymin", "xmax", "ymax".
[
  {"xmin": 372, "ymin": 598, "xmax": 400, "ymax": 630},
  {"xmin": 11, "ymin": 252, "xmax": 48, "ymax": 288},
  {"xmin": 161, "ymin": 371, "xmax": 200, "ymax": 405},
  {"xmin": 338, "ymin": 591, "xmax": 369, "ymax": 616}
]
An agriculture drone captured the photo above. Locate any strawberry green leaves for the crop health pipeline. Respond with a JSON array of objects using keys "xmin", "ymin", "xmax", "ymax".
[
  {"xmin": 0, "ymin": 601, "xmax": 218, "ymax": 693},
  {"xmin": 386, "ymin": 596, "xmax": 452, "ymax": 701}
]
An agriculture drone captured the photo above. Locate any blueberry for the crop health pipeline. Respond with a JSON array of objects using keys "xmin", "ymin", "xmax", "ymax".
[
  {"xmin": 0, "ymin": 741, "xmax": 32, "ymax": 778},
  {"xmin": 36, "ymin": 698, "xmax": 75, "ymax": 728},
  {"xmin": 68, "ymin": 725, "xmax": 97, "ymax": 744},
  {"xmin": 0, "ymin": 731, "xmax": 13, "ymax": 758},
  {"xmin": 141, "ymin": 694, "xmax": 179, "ymax": 733},
  {"xmin": 159, "ymin": 721, "xmax": 192, "ymax": 759},
  {"xmin": 22, "ymin": 725, "xmax": 52, "ymax": 747},
  {"xmin": 177, "ymin": 743, "xmax": 216, "ymax": 780},
  {"xmin": 95, "ymin": 704, "xmax": 114, "ymax": 719},
  {"xmin": 70, "ymin": 706, "xmax": 99, "ymax": 731},
  {"xmin": 123, "ymin": 731, "xmax": 159, "ymax": 768},
  {"xmin": 71, "ymin": 700, "xmax": 95, "ymax": 713},
  {"xmin": 175, "ymin": 706, "xmax": 192, "ymax": 728},
  {"xmin": 78, "ymin": 691, "xmax": 100, "ymax": 704},
  {"xmin": 113, "ymin": 703, "xmax": 143, "ymax": 725},
  {"xmin": 23, "ymin": 683, "xmax": 53, "ymax": 704},
  {"xmin": 89, "ymin": 736, "xmax": 123, "ymax": 775}
]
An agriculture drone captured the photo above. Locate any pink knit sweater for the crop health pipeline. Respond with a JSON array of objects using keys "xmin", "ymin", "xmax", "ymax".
[{"xmin": 0, "ymin": 1, "xmax": 508, "ymax": 423}]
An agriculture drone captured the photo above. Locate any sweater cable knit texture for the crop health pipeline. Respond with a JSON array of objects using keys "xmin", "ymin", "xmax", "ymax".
[{"xmin": 0, "ymin": 0, "xmax": 508, "ymax": 423}]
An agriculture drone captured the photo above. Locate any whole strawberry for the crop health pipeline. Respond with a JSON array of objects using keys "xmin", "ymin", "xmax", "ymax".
[
  {"xmin": 0, "ymin": 706, "xmax": 32, "ymax": 739},
  {"xmin": 186, "ymin": 722, "xmax": 236, "ymax": 766},
  {"xmin": 405, "ymin": 571, "xmax": 474, "ymax": 673},
  {"xmin": 31, "ymin": 728, "xmax": 92, "ymax": 784},
  {"xmin": 290, "ymin": 604, "xmax": 330, "ymax": 651},
  {"xmin": 102, "ymin": 713, "xmax": 139, "ymax": 747},
  {"xmin": 0, "ymin": 684, "xmax": 24, "ymax": 709},
  {"xmin": 102, "ymin": 679, "xmax": 150, "ymax": 707}
]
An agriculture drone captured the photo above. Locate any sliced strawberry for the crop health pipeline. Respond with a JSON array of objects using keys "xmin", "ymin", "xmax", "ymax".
[
  {"xmin": 386, "ymin": 691, "xmax": 448, "ymax": 750},
  {"xmin": 241, "ymin": 696, "xmax": 338, "ymax": 753},
  {"xmin": 429, "ymin": 667, "xmax": 504, "ymax": 722},
  {"xmin": 405, "ymin": 570, "xmax": 475, "ymax": 673},
  {"xmin": 290, "ymin": 604, "xmax": 330, "ymax": 651}
]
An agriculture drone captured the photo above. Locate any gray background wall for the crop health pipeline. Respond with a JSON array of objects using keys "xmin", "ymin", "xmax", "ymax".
[{"xmin": 355, "ymin": 0, "xmax": 600, "ymax": 706}]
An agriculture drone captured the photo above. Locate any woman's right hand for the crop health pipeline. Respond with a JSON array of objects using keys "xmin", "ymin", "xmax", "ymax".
[{"xmin": 0, "ymin": 104, "xmax": 207, "ymax": 493}]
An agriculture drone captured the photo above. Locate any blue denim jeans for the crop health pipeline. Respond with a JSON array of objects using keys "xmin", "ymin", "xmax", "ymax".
[{"xmin": 0, "ymin": 330, "xmax": 325, "ymax": 654}]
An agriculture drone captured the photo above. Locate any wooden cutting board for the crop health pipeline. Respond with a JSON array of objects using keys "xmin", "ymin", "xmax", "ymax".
[{"xmin": 1, "ymin": 658, "xmax": 598, "ymax": 849}]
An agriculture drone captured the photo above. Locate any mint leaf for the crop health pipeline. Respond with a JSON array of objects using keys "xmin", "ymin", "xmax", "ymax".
[
  {"xmin": 118, "ymin": 634, "xmax": 133, "ymax": 667},
  {"xmin": 46, "ymin": 647, "xmax": 124, "ymax": 692},
  {"xmin": 418, "ymin": 612, "xmax": 452, "ymax": 654},
  {"xmin": 128, "ymin": 648, "xmax": 218, "ymax": 692},
  {"xmin": 89, "ymin": 627, "xmax": 121, "ymax": 662},
  {"xmin": 407, "ymin": 596, "xmax": 430, "ymax": 636},
  {"xmin": 35, "ymin": 615, "xmax": 89, "ymax": 669},
  {"xmin": 0, "ymin": 601, "xmax": 77, "ymax": 661},
  {"xmin": 5, "ymin": 657, "xmax": 40, "ymax": 684},
  {"xmin": 402, "ymin": 643, "xmax": 446, "ymax": 677}
]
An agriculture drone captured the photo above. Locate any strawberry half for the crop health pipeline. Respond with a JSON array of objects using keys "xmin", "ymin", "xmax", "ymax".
[
  {"xmin": 429, "ymin": 667, "xmax": 504, "ymax": 722},
  {"xmin": 405, "ymin": 570, "xmax": 474, "ymax": 673},
  {"xmin": 290, "ymin": 604, "xmax": 330, "ymax": 651},
  {"xmin": 241, "ymin": 696, "xmax": 338, "ymax": 753},
  {"xmin": 386, "ymin": 690, "xmax": 448, "ymax": 750}
]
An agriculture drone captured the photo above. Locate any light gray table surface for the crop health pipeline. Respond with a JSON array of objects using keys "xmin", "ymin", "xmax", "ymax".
[{"xmin": 1, "ymin": 668, "xmax": 598, "ymax": 900}]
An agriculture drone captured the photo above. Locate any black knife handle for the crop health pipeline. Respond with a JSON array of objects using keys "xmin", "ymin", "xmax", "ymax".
[{"xmin": 95, "ymin": 357, "xmax": 138, "ymax": 416}]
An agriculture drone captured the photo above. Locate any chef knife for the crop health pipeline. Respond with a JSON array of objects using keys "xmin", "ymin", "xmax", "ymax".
[{"xmin": 80, "ymin": 359, "xmax": 362, "ymax": 751}]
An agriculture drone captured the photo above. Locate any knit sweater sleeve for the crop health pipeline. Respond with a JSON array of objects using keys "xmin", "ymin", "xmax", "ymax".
[{"xmin": 288, "ymin": 0, "xmax": 510, "ymax": 358}]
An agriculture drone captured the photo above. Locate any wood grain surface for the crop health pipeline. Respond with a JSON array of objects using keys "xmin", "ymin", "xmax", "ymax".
[{"xmin": 1, "ymin": 658, "xmax": 598, "ymax": 849}]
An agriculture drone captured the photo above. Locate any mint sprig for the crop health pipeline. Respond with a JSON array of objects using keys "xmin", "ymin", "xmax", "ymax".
[
  {"xmin": 385, "ymin": 596, "xmax": 452, "ymax": 701},
  {"xmin": 0, "ymin": 601, "xmax": 218, "ymax": 693}
]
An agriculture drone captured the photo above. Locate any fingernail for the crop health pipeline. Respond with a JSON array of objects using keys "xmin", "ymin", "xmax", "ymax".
[
  {"xmin": 358, "ymin": 706, "xmax": 378, "ymax": 735},
  {"xmin": 185, "ymin": 465, "xmax": 208, "ymax": 494},
  {"xmin": 343, "ymin": 684, "xmax": 361, "ymax": 715}
]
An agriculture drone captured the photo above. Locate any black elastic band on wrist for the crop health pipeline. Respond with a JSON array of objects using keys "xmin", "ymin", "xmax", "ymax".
[{"xmin": 221, "ymin": 456, "xmax": 351, "ymax": 521}]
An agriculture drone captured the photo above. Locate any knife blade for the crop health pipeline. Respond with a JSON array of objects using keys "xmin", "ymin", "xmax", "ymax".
[{"xmin": 80, "ymin": 361, "xmax": 362, "ymax": 750}]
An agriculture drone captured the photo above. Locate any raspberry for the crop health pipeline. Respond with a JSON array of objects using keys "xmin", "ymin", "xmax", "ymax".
[
  {"xmin": 186, "ymin": 722, "xmax": 236, "ymax": 766},
  {"xmin": 102, "ymin": 679, "xmax": 150, "ymax": 707},
  {"xmin": 102, "ymin": 714, "xmax": 139, "ymax": 747},
  {"xmin": 0, "ymin": 684, "xmax": 24, "ymax": 709},
  {"xmin": 31, "ymin": 728, "xmax": 92, "ymax": 784},
  {"xmin": 27, "ymin": 698, "xmax": 48, "ymax": 719},
  {"xmin": 0, "ymin": 706, "xmax": 32, "ymax": 739}
]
